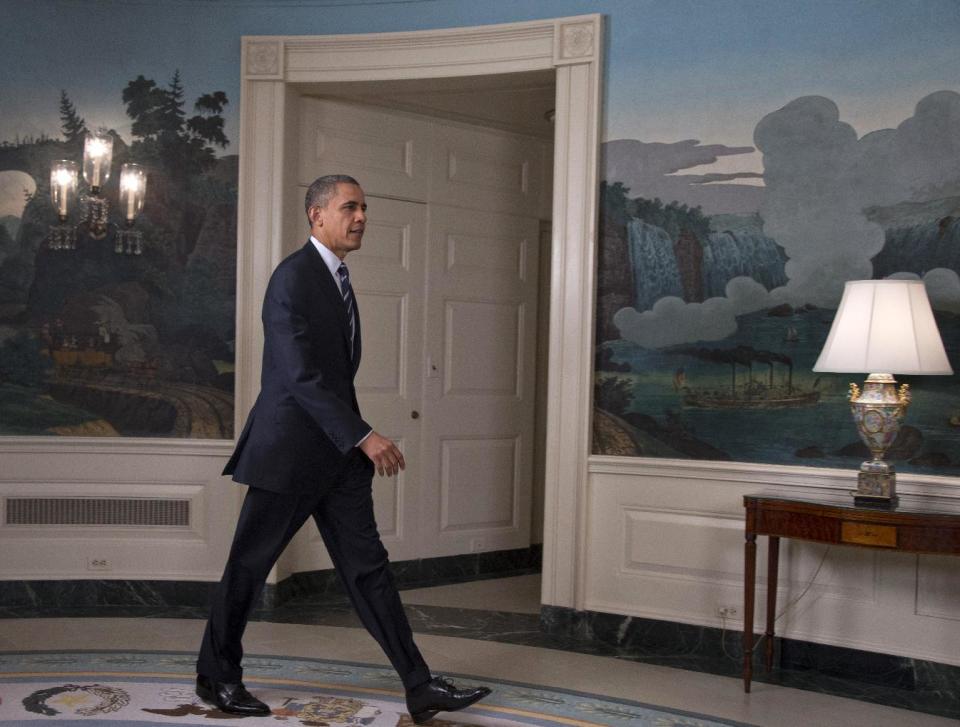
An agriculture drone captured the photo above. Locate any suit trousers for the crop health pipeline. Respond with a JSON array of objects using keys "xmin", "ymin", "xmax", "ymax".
[{"xmin": 196, "ymin": 451, "xmax": 431, "ymax": 690}]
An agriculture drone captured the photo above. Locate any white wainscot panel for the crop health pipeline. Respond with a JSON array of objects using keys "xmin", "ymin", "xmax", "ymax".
[
  {"xmin": 917, "ymin": 554, "xmax": 960, "ymax": 621},
  {"xmin": 355, "ymin": 292, "xmax": 405, "ymax": 394},
  {"xmin": 440, "ymin": 437, "xmax": 517, "ymax": 531},
  {"xmin": 585, "ymin": 459, "xmax": 960, "ymax": 666},
  {"xmin": 589, "ymin": 501, "xmax": 878, "ymax": 626},
  {"xmin": 0, "ymin": 479, "xmax": 227, "ymax": 580},
  {"xmin": 0, "ymin": 443, "xmax": 236, "ymax": 581}
]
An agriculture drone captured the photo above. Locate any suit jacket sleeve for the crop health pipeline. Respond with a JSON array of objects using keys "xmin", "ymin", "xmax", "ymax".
[{"xmin": 263, "ymin": 263, "xmax": 371, "ymax": 454}]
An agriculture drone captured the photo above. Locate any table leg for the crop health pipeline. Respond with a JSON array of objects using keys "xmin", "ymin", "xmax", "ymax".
[
  {"xmin": 743, "ymin": 531, "xmax": 757, "ymax": 693},
  {"xmin": 765, "ymin": 536, "xmax": 779, "ymax": 673}
]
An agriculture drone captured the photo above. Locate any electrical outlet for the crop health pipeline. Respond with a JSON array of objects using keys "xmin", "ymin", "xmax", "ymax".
[
  {"xmin": 718, "ymin": 605, "xmax": 738, "ymax": 619},
  {"xmin": 470, "ymin": 538, "xmax": 485, "ymax": 553},
  {"xmin": 87, "ymin": 558, "xmax": 112, "ymax": 571}
]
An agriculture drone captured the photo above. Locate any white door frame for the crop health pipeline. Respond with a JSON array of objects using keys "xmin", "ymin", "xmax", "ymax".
[{"xmin": 236, "ymin": 15, "xmax": 603, "ymax": 611}]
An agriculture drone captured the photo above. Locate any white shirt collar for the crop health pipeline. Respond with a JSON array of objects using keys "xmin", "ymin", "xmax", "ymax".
[{"xmin": 310, "ymin": 236, "xmax": 344, "ymax": 292}]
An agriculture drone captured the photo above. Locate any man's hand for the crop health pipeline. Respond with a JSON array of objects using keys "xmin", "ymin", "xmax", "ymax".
[{"xmin": 359, "ymin": 431, "xmax": 405, "ymax": 477}]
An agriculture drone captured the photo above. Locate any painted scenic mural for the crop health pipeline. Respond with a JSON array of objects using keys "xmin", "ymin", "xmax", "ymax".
[
  {"xmin": 2, "ymin": 0, "xmax": 957, "ymax": 462},
  {"xmin": 595, "ymin": 91, "xmax": 960, "ymax": 474},
  {"xmin": 0, "ymin": 74, "xmax": 236, "ymax": 437}
]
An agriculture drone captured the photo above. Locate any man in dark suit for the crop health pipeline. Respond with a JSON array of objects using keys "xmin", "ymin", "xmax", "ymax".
[{"xmin": 196, "ymin": 175, "xmax": 491, "ymax": 724}]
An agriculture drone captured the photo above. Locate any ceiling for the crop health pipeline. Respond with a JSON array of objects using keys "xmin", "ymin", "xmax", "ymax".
[{"xmin": 299, "ymin": 69, "xmax": 556, "ymax": 140}]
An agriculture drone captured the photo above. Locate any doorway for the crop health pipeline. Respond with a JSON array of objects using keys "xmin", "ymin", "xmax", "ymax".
[
  {"xmin": 234, "ymin": 15, "xmax": 602, "ymax": 610},
  {"xmin": 289, "ymin": 81, "xmax": 554, "ymax": 567}
]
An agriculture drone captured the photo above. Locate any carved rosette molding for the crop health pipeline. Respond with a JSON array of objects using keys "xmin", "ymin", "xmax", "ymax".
[
  {"xmin": 245, "ymin": 39, "xmax": 283, "ymax": 79},
  {"xmin": 555, "ymin": 21, "xmax": 596, "ymax": 65}
]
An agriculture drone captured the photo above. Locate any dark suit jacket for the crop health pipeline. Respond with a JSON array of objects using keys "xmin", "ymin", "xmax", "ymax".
[{"xmin": 224, "ymin": 241, "xmax": 370, "ymax": 493}]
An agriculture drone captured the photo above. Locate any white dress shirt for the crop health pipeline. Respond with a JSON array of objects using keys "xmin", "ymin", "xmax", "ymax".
[{"xmin": 309, "ymin": 236, "xmax": 372, "ymax": 449}]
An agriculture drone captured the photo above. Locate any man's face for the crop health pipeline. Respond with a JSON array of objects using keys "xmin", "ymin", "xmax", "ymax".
[{"xmin": 309, "ymin": 183, "xmax": 367, "ymax": 259}]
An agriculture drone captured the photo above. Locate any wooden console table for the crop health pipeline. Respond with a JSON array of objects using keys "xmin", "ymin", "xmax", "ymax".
[{"xmin": 742, "ymin": 493, "xmax": 960, "ymax": 693}]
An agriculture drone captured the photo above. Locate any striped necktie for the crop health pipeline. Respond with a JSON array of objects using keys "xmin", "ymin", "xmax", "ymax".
[{"xmin": 337, "ymin": 262, "xmax": 356, "ymax": 358}]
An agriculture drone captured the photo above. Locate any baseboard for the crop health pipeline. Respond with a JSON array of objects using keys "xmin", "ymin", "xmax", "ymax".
[
  {"xmin": 540, "ymin": 605, "xmax": 960, "ymax": 719},
  {"xmin": 0, "ymin": 545, "xmax": 543, "ymax": 614}
]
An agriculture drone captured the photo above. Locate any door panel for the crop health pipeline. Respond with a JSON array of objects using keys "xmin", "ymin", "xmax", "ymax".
[
  {"xmin": 444, "ymin": 300, "xmax": 522, "ymax": 396},
  {"xmin": 299, "ymin": 97, "xmax": 431, "ymax": 202},
  {"xmin": 351, "ymin": 196, "xmax": 427, "ymax": 560},
  {"xmin": 441, "ymin": 437, "xmax": 519, "ymax": 530},
  {"xmin": 429, "ymin": 123, "xmax": 543, "ymax": 213},
  {"xmin": 421, "ymin": 205, "xmax": 539, "ymax": 555}
]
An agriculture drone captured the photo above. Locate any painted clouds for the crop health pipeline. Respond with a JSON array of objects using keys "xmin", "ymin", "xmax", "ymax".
[
  {"xmin": 614, "ymin": 91, "xmax": 960, "ymax": 349},
  {"xmin": 601, "ymin": 138, "xmax": 762, "ymax": 215}
]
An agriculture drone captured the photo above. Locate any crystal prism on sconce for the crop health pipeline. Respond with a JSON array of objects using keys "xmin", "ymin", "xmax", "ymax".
[{"xmin": 47, "ymin": 130, "xmax": 148, "ymax": 254}]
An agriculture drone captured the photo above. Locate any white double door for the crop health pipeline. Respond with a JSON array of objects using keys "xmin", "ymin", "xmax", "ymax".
[
  {"xmin": 297, "ymin": 98, "xmax": 545, "ymax": 560},
  {"xmin": 352, "ymin": 198, "xmax": 539, "ymax": 560}
]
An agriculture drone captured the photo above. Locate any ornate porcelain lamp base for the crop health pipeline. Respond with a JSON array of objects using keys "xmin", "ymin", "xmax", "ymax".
[{"xmin": 849, "ymin": 373, "xmax": 910, "ymax": 509}]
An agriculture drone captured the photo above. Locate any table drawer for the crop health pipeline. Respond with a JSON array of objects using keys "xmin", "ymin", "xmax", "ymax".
[{"xmin": 841, "ymin": 521, "xmax": 897, "ymax": 547}]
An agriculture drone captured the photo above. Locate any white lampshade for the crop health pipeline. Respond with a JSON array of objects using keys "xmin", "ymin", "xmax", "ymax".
[{"xmin": 813, "ymin": 279, "xmax": 953, "ymax": 375}]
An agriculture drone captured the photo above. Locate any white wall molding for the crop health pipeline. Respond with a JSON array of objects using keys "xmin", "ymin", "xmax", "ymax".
[
  {"xmin": 589, "ymin": 455, "xmax": 960, "ymax": 503},
  {"xmin": 279, "ymin": 24, "xmax": 556, "ymax": 81},
  {"xmin": 0, "ymin": 437, "xmax": 233, "ymax": 458}
]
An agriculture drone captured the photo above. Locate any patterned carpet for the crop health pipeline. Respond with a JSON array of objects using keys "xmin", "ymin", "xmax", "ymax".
[{"xmin": 0, "ymin": 650, "xmax": 754, "ymax": 726}]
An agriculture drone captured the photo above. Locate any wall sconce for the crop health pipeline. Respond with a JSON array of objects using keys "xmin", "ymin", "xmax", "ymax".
[
  {"xmin": 82, "ymin": 131, "xmax": 113, "ymax": 239},
  {"xmin": 48, "ymin": 130, "xmax": 148, "ymax": 254},
  {"xmin": 49, "ymin": 160, "xmax": 79, "ymax": 250},
  {"xmin": 118, "ymin": 163, "xmax": 147, "ymax": 254}
]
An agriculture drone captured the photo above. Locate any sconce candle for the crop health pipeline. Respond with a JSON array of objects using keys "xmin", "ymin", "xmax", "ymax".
[
  {"xmin": 119, "ymin": 164, "xmax": 147, "ymax": 222},
  {"xmin": 50, "ymin": 160, "xmax": 79, "ymax": 219},
  {"xmin": 83, "ymin": 132, "xmax": 113, "ymax": 190}
]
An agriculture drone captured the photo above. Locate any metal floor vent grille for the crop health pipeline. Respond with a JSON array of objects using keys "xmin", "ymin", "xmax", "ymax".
[{"xmin": 5, "ymin": 497, "xmax": 190, "ymax": 527}]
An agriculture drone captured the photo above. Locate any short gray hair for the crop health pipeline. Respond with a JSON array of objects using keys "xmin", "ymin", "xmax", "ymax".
[{"xmin": 305, "ymin": 174, "xmax": 360, "ymax": 218}]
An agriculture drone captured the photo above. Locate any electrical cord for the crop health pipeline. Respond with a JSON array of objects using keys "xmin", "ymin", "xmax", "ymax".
[{"xmin": 719, "ymin": 545, "xmax": 831, "ymax": 662}]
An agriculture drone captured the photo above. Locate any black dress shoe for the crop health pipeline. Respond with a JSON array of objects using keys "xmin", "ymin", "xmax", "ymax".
[
  {"xmin": 196, "ymin": 674, "xmax": 271, "ymax": 716},
  {"xmin": 405, "ymin": 676, "xmax": 492, "ymax": 724}
]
